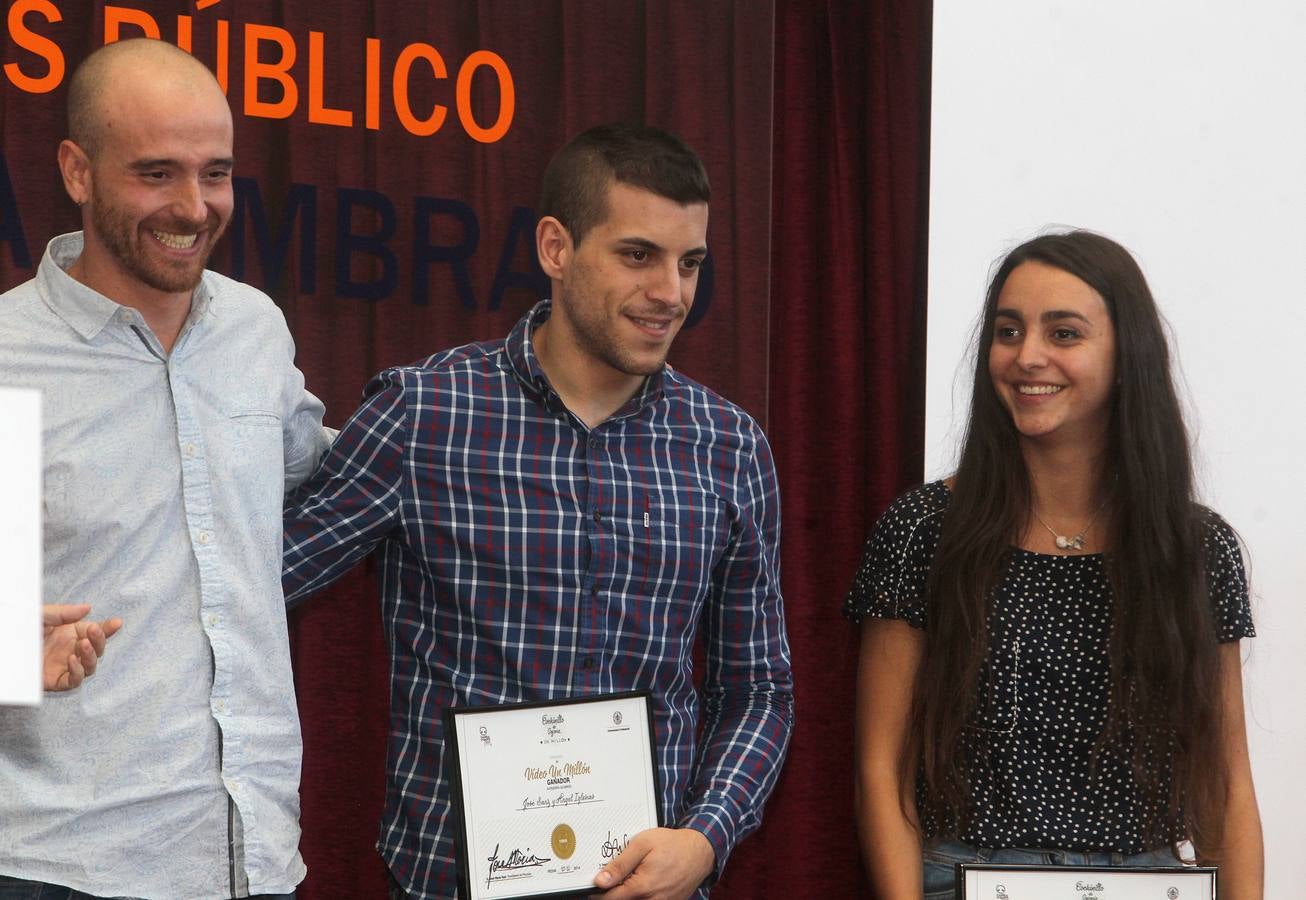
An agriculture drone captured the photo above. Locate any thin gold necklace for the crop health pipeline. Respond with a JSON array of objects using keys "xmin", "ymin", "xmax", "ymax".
[{"xmin": 1032, "ymin": 496, "xmax": 1109, "ymax": 551}]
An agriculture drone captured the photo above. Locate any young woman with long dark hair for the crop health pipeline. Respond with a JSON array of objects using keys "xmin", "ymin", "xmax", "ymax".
[{"xmin": 846, "ymin": 231, "xmax": 1263, "ymax": 899}]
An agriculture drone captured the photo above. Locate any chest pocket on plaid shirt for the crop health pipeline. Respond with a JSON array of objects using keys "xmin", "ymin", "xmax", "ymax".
[{"xmin": 621, "ymin": 487, "xmax": 729, "ymax": 603}]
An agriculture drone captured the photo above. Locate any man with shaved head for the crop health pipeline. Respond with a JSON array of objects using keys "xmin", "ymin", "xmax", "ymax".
[{"xmin": 0, "ymin": 38, "xmax": 327, "ymax": 899}]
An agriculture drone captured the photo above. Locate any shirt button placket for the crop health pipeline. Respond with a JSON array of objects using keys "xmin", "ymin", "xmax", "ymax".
[{"xmin": 581, "ymin": 430, "xmax": 606, "ymax": 690}]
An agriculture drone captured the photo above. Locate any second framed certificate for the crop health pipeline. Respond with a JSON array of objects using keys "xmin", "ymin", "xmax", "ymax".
[
  {"xmin": 957, "ymin": 863, "xmax": 1216, "ymax": 899},
  {"xmin": 445, "ymin": 691, "xmax": 662, "ymax": 899}
]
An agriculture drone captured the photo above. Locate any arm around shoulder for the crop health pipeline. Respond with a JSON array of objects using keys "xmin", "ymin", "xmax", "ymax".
[
  {"xmin": 274, "ymin": 317, "xmax": 330, "ymax": 492},
  {"xmin": 281, "ymin": 369, "xmax": 411, "ymax": 604}
]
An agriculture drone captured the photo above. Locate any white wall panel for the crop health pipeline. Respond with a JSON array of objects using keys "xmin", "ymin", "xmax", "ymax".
[{"xmin": 929, "ymin": 2, "xmax": 1306, "ymax": 891}]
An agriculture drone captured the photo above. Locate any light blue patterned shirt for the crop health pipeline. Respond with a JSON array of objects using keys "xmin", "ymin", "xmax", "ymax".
[{"xmin": 0, "ymin": 233, "xmax": 328, "ymax": 898}]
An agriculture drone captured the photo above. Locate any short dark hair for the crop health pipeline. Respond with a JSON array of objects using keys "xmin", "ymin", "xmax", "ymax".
[{"xmin": 538, "ymin": 123, "xmax": 710, "ymax": 246}]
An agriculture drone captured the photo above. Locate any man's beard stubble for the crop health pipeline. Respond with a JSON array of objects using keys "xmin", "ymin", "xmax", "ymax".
[{"xmin": 88, "ymin": 194, "xmax": 222, "ymax": 296}]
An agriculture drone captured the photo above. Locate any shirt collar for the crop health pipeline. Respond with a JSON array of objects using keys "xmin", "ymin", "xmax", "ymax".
[
  {"xmin": 37, "ymin": 231, "xmax": 215, "ymax": 342},
  {"xmin": 504, "ymin": 299, "xmax": 666, "ymax": 418}
]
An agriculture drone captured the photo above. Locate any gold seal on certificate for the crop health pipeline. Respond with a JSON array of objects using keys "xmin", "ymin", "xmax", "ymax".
[
  {"xmin": 445, "ymin": 692, "xmax": 662, "ymax": 899},
  {"xmin": 957, "ymin": 863, "xmax": 1216, "ymax": 899},
  {"xmin": 551, "ymin": 824, "xmax": 576, "ymax": 860}
]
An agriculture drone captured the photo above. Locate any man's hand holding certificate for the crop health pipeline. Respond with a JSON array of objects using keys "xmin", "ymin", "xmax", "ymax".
[{"xmin": 591, "ymin": 826, "xmax": 714, "ymax": 899}]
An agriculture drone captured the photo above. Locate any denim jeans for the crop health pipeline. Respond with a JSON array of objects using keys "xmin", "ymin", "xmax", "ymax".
[
  {"xmin": 0, "ymin": 875, "xmax": 294, "ymax": 900},
  {"xmin": 921, "ymin": 838, "xmax": 1182, "ymax": 900}
]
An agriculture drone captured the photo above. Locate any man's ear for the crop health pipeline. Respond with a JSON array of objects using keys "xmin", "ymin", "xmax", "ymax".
[
  {"xmin": 57, "ymin": 140, "xmax": 91, "ymax": 208},
  {"xmin": 536, "ymin": 216, "xmax": 572, "ymax": 280}
]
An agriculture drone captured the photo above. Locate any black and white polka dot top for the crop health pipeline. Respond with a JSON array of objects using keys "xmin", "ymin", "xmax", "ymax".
[{"xmin": 843, "ymin": 481, "xmax": 1254, "ymax": 853}]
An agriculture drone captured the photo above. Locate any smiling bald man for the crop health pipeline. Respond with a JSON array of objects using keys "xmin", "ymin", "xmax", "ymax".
[{"xmin": 0, "ymin": 39, "xmax": 328, "ymax": 899}]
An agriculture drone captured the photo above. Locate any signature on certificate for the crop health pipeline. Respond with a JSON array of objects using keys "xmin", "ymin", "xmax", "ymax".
[{"xmin": 486, "ymin": 843, "xmax": 550, "ymax": 889}]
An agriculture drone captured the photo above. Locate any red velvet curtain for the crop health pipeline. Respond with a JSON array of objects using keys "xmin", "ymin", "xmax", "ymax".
[{"xmin": 716, "ymin": 2, "xmax": 932, "ymax": 897}]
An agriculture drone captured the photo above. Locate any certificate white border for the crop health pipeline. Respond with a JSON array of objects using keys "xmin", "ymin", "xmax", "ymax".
[
  {"xmin": 0, "ymin": 388, "xmax": 41, "ymax": 706},
  {"xmin": 959, "ymin": 863, "xmax": 1216, "ymax": 900},
  {"xmin": 445, "ymin": 691, "xmax": 662, "ymax": 900}
]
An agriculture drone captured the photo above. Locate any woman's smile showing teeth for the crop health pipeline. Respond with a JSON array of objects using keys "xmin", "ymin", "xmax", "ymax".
[
  {"xmin": 152, "ymin": 230, "xmax": 198, "ymax": 250},
  {"xmin": 987, "ymin": 260, "xmax": 1118, "ymax": 443}
]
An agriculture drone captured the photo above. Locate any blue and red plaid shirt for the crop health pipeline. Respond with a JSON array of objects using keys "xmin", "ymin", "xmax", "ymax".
[{"xmin": 283, "ymin": 300, "xmax": 793, "ymax": 899}]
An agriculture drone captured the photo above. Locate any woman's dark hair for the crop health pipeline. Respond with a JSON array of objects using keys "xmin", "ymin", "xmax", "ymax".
[{"xmin": 912, "ymin": 230, "xmax": 1228, "ymax": 854}]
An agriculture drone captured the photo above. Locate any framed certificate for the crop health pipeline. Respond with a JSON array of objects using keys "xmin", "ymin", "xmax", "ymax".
[
  {"xmin": 958, "ymin": 863, "xmax": 1216, "ymax": 899},
  {"xmin": 445, "ymin": 691, "xmax": 662, "ymax": 899}
]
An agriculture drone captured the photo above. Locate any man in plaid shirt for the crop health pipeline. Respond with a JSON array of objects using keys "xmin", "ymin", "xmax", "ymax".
[{"xmin": 284, "ymin": 124, "xmax": 793, "ymax": 900}]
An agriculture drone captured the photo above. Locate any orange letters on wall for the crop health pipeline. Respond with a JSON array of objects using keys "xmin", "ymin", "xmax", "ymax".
[
  {"xmin": 5, "ymin": 0, "xmax": 65, "ymax": 94},
  {"xmin": 245, "ymin": 24, "xmax": 298, "ymax": 119},
  {"xmin": 457, "ymin": 50, "xmax": 514, "ymax": 144},
  {"xmin": 5, "ymin": 4, "xmax": 515, "ymax": 141},
  {"xmin": 393, "ymin": 43, "xmax": 448, "ymax": 137}
]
